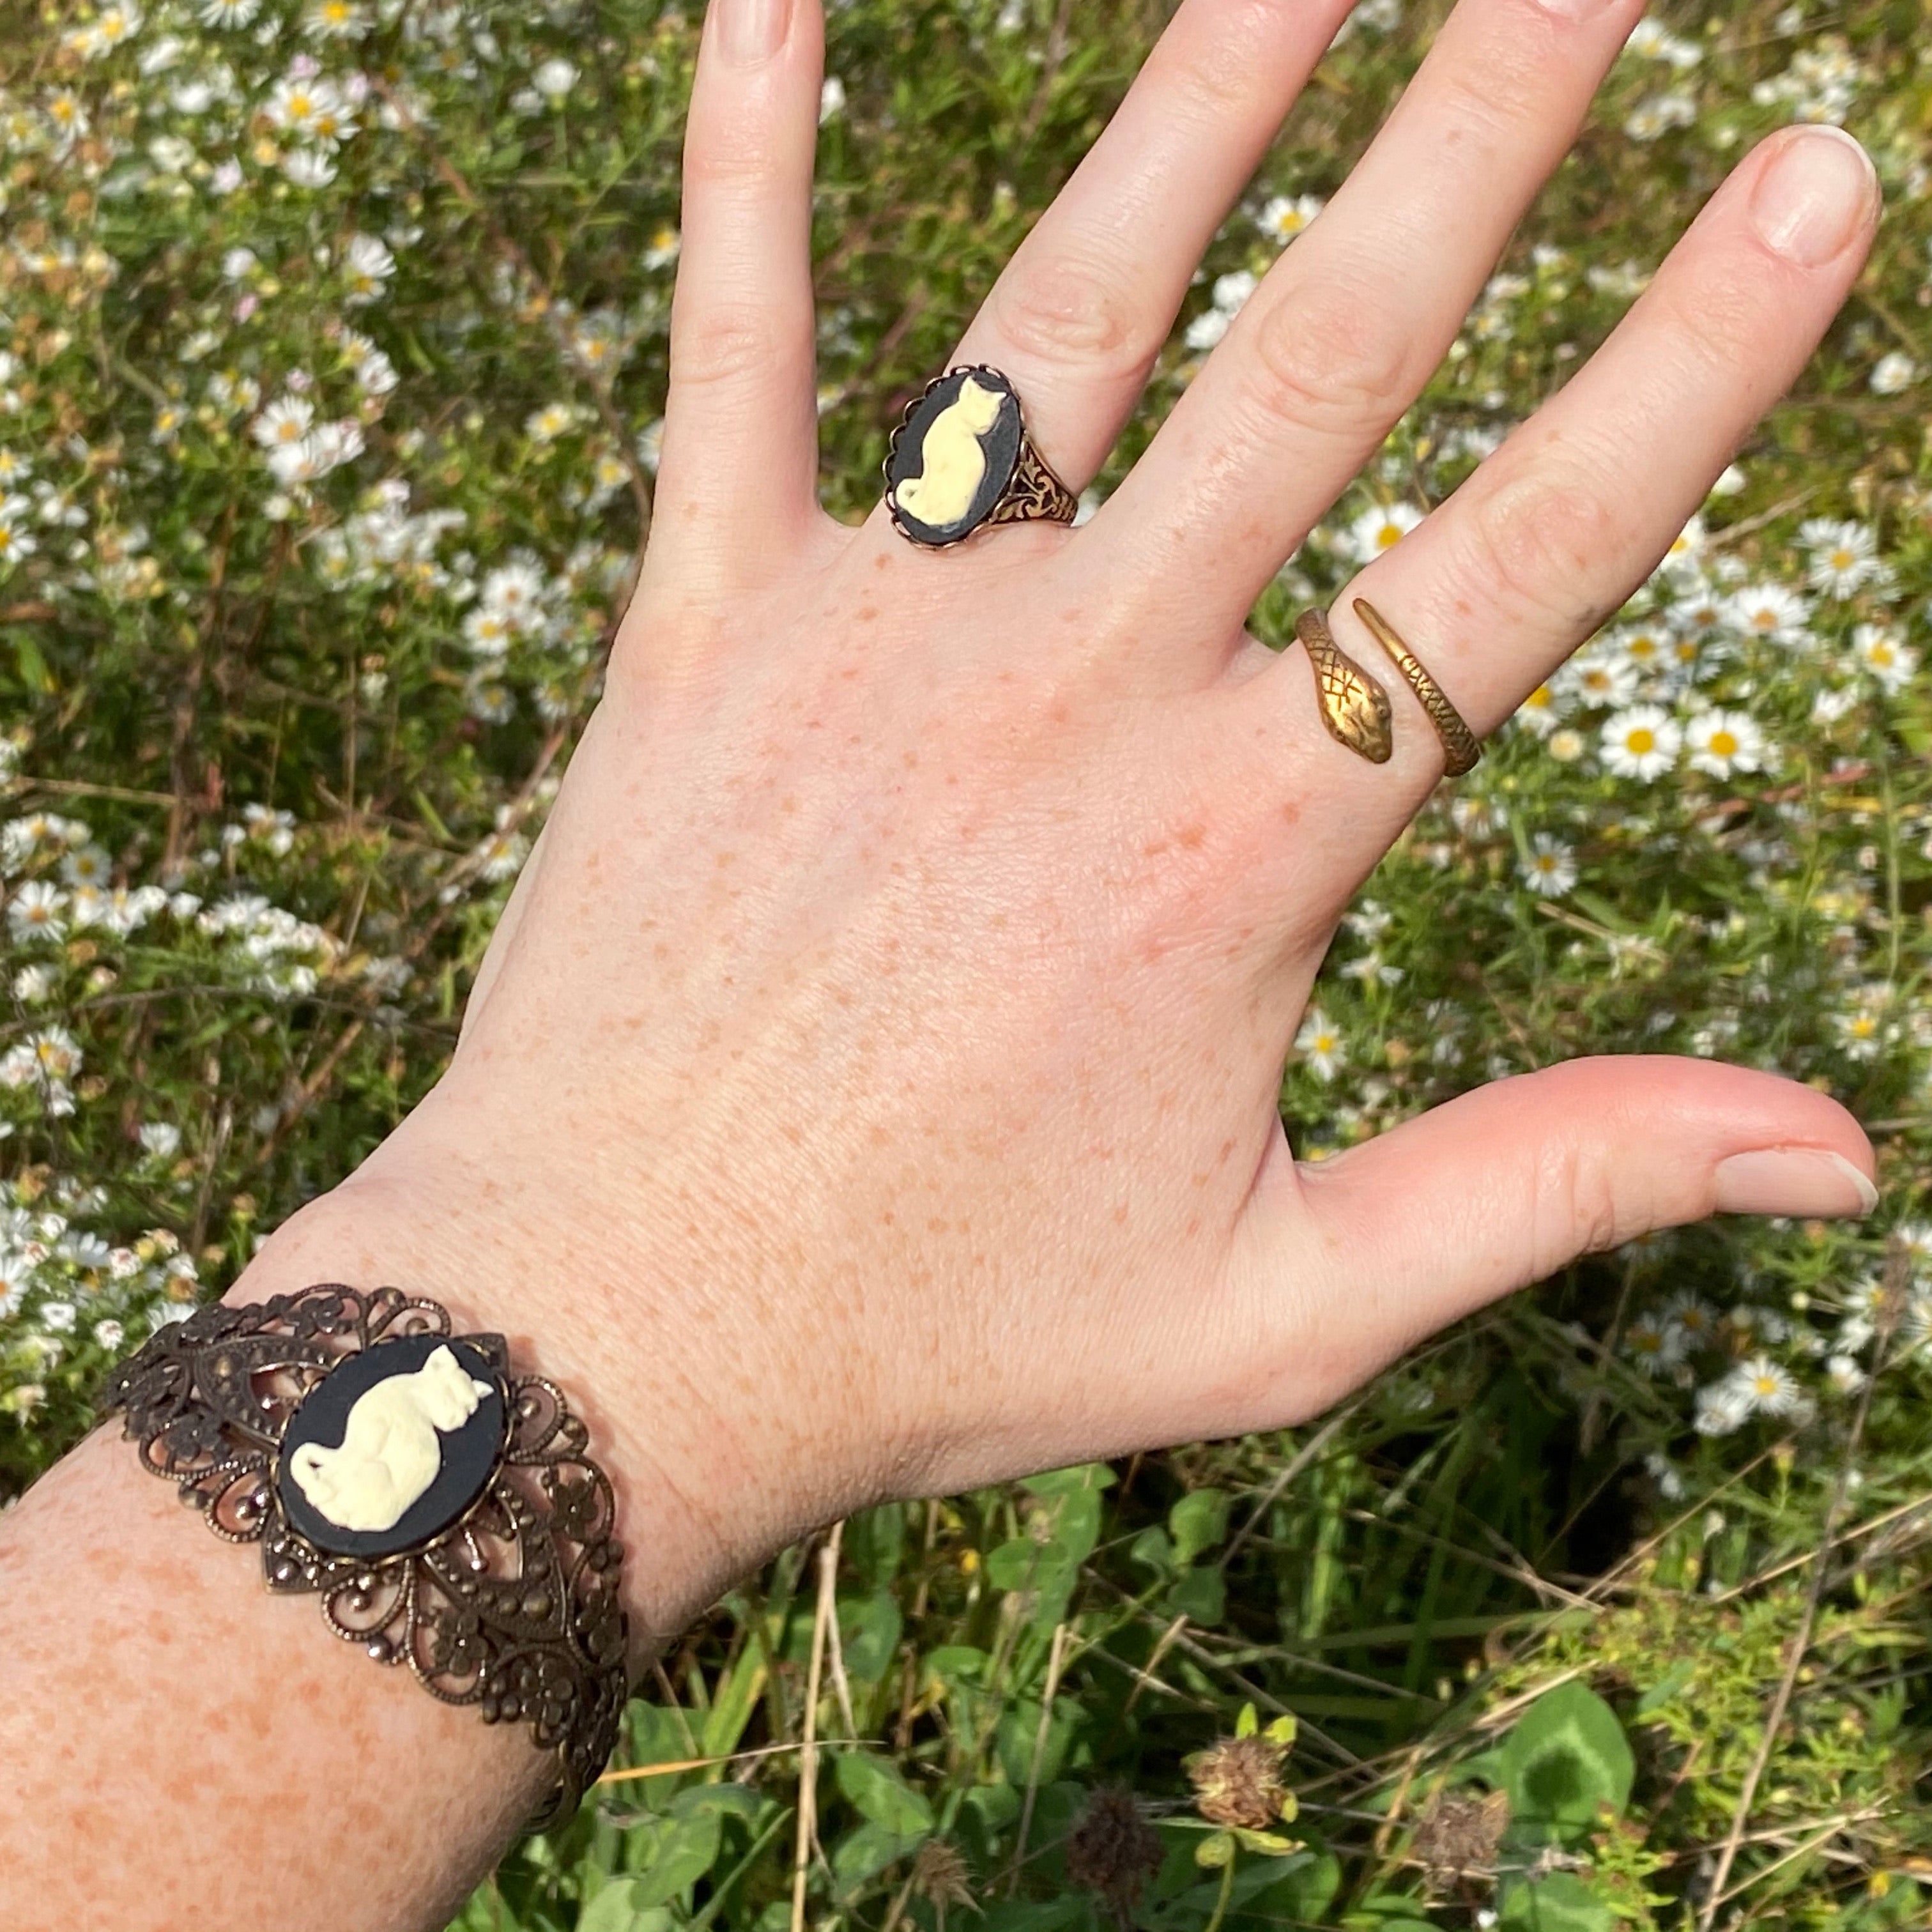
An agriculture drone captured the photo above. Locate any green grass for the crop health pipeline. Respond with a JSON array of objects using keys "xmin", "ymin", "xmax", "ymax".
[{"xmin": 4, "ymin": 0, "xmax": 1932, "ymax": 1926}]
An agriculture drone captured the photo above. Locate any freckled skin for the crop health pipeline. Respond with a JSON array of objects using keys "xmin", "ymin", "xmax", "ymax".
[{"xmin": 1, "ymin": 2, "xmax": 1882, "ymax": 1919}]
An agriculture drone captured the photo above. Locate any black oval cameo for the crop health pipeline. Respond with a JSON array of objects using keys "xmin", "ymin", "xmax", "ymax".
[
  {"xmin": 885, "ymin": 365, "xmax": 1023, "ymax": 547},
  {"xmin": 276, "ymin": 1333, "xmax": 507, "ymax": 1561}
]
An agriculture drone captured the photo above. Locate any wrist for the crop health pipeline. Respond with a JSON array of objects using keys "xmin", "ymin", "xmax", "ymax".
[{"xmin": 226, "ymin": 1123, "xmax": 760, "ymax": 1659}]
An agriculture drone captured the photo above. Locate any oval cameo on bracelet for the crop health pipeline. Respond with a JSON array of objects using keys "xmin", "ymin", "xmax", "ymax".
[
  {"xmin": 276, "ymin": 1333, "xmax": 507, "ymax": 1561},
  {"xmin": 884, "ymin": 365, "xmax": 1025, "ymax": 548}
]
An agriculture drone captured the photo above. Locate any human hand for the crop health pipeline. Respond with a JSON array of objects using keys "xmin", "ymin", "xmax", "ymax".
[{"xmin": 293, "ymin": 0, "xmax": 1881, "ymax": 1633}]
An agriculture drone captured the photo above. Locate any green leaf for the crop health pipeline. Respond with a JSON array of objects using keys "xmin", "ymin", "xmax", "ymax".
[
  {"xmin": 1499, "ymin": 1683, "xmax": 1634, "ymax": 1841},
  {"xmin": 835, "ymin": 1750, "xmax": 935, "ymax": 1837},
  {"xmin": 630, "ymin": 1807, "xmax": 724, "ymax": 1908},
  {"xmin": 985, "ymin": 1536, "xmax": 1070, "ymax": 1594},
  {"xmin": 831, "ymin": 1820, "xmax": 930, "ymax": 1889},
  {"xmin": 1020, "ymin": 1462, "xmax": 1116, "ymax": 1498},
  {"xmin": 1195, "ymin": 1829, "xmax": 1237, "ymax": 1868},
  {"xmin": 1232, "ymin": 1827, "xmax": 1302, "ymax": 1856},
  {"xmin": 577, "ymin": 1880, "xmax": 676, "ymax": 1932},
  {"xmin": 1498, "ymin": 1873, "xmax": 1617, "ymax": 1932},
  {"xmin": 838, "ymin": 1588, "xmax": 904, "ymax": 1682},
  {"xmin": 1130, "ymin": 1525, "xmax": 1176, "ymax": 1575},
  {"xmin": 1169, "ymin": 1487, "xmax": 1230, "ymax": 1566},
  {"xmin": 1632, "ymin": 1659, "xmax": 1696, "ymax": 1717},
  {"xmin": 1165, "ymin": 1565, "xmax": 1227, "ymax": 1627}
]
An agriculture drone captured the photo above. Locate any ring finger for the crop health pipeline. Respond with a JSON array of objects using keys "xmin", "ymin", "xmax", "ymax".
[{"xmin": 1088, "ymin": 0, "xmax": 1648, "ymax": 652}]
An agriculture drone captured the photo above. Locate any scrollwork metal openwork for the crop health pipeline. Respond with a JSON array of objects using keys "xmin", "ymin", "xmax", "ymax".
[{"xmin": 102, "ymin": 1284, "xmax": 630, "ymax": 1833}]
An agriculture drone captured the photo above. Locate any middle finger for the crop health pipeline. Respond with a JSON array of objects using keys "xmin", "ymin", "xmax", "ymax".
[
  {"xmin": 942, "ymin": 0, "xmax": 1359, "ymax": 496},
  {"xmin": 1088, "ymin": 0, "xmax": 1646, "ymax": 657}
]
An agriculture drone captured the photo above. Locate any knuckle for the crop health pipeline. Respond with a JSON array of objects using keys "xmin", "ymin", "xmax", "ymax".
[
  {"xmin": 1435, "ymin": 38, "xmax": 1545, "ymax": 155},
  {"xmin": 992, "ymin": 252, "xmax": 1159, "ymax": 379},
  {"xmin": 1543, "ymin": 1136, "xmax": 1632, "ymax": 1274},
  {"xmin": 682, "ymin": 132, "xmax": 782, "ymax": 197},
  {"xmin": 1653, "ymin": 268, "xmax": 1763, "ymax": 372},
  {"xmin": 1456, "ymin": 464, "xmax": 1625, "ymax": 635},
  {"xmin": 669, "ymin": 307, "xmax": 776, "ymax": 390},
  {"xmin": 1243, "ymin": 278, "xmax": 1414, "ymax": 438}
]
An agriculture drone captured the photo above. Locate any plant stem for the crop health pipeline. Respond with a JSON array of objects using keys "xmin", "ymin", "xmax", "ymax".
[{"xmin": 1203, "ymin": 1853, "xmax": 1238, "ymax": 1932}]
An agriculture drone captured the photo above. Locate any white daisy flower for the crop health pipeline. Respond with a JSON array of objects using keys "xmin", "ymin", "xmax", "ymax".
[
  {"xmin": 252, "ymin": 396, "xmax": 314, "ymax": 450},
  {"xmin": 6, "ymin": 880, "xmax": 68, "ymax": 940},
  {"xmin": 1513, "ymin": 682, "xmax": 1562, "ymax": 737},
  {"xmin": 1798, "ymin": 517, "xmax": 1879, "ymax": 599},
  {"xmin": 1659, "ymin": 512, "xmax": 1705, "ymax": 573},
  {"xmin": 1852, "ymin": 622, "xmax": 1916, "ymax": 693},
  {"xmin": 1624, "ymin": 1313, "xmax": 1687, "ymax": 1376},
  {"xmin": 1558, "ymin": 648, "xmax": 1639, "ymax": 710},
  {"xmin": 1519, "ymin": 834, "xmax": 1576, "ymax": 898},
  {"xmin": 533, "ymin": 57, "xmax": 579, "ymax": 100},
  {"xmin": 1346, "ymin": 500, "xmax": 1423, "ymax": 564},
  {"xmin": 1825, "ymin": 1354, "xmax": 1866, "ymax": 1394},
  {"xmin": 1694, "ymin": 1379, "xmax": 1751, "ymax": 1436},
  {"xmin": 1724, "ymin": 581, "xmax": 1811, "ymax": 647},
  {"xmin": 1665, "ymin": 1291, "xmax": 1720, "ymax": 1347},
  {"xmin": 341, "ymin": 233, "xmax": 395, "ymax": 305},
  {"xmin": 1684, "ymin": 708, "xmax": 1766, "ymax": 778},
  {"xmin": 1833, "ymin": 995, "xmax": 1886, "ymax": 1061},
  {"xmin": 1256, "ymin": 193, "xmax": 1324, "ymax": 245},
  {"xmin": 0, "ymin": 493, "xmax": 38, "ymax": 571},
  {"xmin": 1294, "ymin": 1008, "xmax": 1346, "ymax": 1080},
  {"xmin": 1732, "ymin": 1354, "xmax": 1802, "ymax": 1418},
  {"xmin": 1609, "ymin": 620, "xmax": 1675, "ymax": 682},
  {"xmin": 1870, "ymin": 351, "xmax": 1917, "ymax": 395},
  {"xmin": 1184, "ymin": 307, "xmax": 1230, "ymax": 351},
  {"xmin": 282, "ymin": 148, "xmax": 339, "ymax": 188},
  {"xmin": 1600, "ymin": 704, "xmax": 1681, "ymax": 779},
  {"xmin": 302, "ymin": 0, "xmax": 368, "ymax": 36}
]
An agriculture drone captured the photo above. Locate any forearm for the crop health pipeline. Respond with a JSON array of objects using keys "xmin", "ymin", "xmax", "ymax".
[{"xmin": 0, "ymin": 1118, "xmax": 749, "ymax": 1932}]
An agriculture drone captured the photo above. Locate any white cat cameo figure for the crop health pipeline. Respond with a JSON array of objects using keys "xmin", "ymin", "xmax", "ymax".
[{"xmin": 287, "ymin": 1342, "xmax": 496, "ymax": 1534}]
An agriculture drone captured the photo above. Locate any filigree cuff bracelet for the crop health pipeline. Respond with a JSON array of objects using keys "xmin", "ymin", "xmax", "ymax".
[{"xmin": 101, "ymin": 1284, "xmax": 631, "ymax": 1833}]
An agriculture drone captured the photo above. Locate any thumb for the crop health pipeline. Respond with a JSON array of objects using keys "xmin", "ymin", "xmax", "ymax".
[{"xmin": 1233, "ymin": 1055, "xmax": 1876, "ymax": 1408}]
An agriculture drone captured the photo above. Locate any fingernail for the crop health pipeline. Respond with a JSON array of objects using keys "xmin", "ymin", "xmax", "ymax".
[
  {"xmin": 716, "ymin": 0, "xmax": 791, "ymax": 65},
  {"xmin": 1713, "ymin": 1147, "xmax": 1878, "ymax": 1218},
  {"xmin": 1748, "ymin": 126, "xmax": 1876, "ymax": 266}
]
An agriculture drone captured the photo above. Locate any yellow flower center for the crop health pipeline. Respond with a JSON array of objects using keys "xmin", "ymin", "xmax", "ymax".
[
  {"xmin": 1708, "ymin": 730, "xmax": 1737, "ymax": 757},
  {"xmin": 1625, "ymin": 728, "xmax": 1655, "ymax": 755}
]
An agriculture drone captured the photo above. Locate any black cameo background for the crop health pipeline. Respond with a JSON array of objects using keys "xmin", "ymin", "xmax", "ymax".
[
  {"xmin": 884, "ymin": 364, "xmax": 1023, "ymax": 546},
  {"xmin": 277, "ymin": 1332, "xmax": 508, "ymax": 1561}
]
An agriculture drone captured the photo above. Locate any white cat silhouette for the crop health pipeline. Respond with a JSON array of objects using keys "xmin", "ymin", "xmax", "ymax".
[
  {"xmin": 894, "ymin": 374, "xmax": 1005, "ymax": 528},
  {"xmin": 288, "ymin": 1344, "xmax": 494, "ymax": 1534}
]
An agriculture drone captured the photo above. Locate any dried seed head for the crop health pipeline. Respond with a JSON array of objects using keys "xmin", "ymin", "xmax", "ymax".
[
  {"xmin": 910, "ymin": 1839, "xmax": 974, "ymax": 1912},
  {"xmin": 1411, "ymin": 1786, "xmax": 1511, "ymax": 1892},
  {"xmin": 1064, "ymin": 1786, "xmax": 1164, "ymax": 1927},
  {"xmin": 1184, "ymin": 1734, "xmax": 1292, "ymax": 1832}
]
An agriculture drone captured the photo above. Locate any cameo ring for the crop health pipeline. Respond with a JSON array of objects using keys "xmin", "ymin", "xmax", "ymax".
[{"xmin": 884, "ymin": 364, "xmax": 1079, "ymax": 548}]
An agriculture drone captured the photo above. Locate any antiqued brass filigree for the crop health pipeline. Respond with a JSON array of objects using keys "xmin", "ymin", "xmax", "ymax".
[{"xmin": 102, "ymin": 1284, "xmax": 629, "ymax": 1834}]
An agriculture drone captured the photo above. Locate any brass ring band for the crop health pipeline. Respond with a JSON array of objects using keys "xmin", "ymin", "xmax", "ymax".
[
  {"xmin": 1293, "ymin": 606, "xmax": 1393, "ymax": 764},
  {"xmin": 1349, "ymin": 597, "xmax": 1483, "ymax": 777}
]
